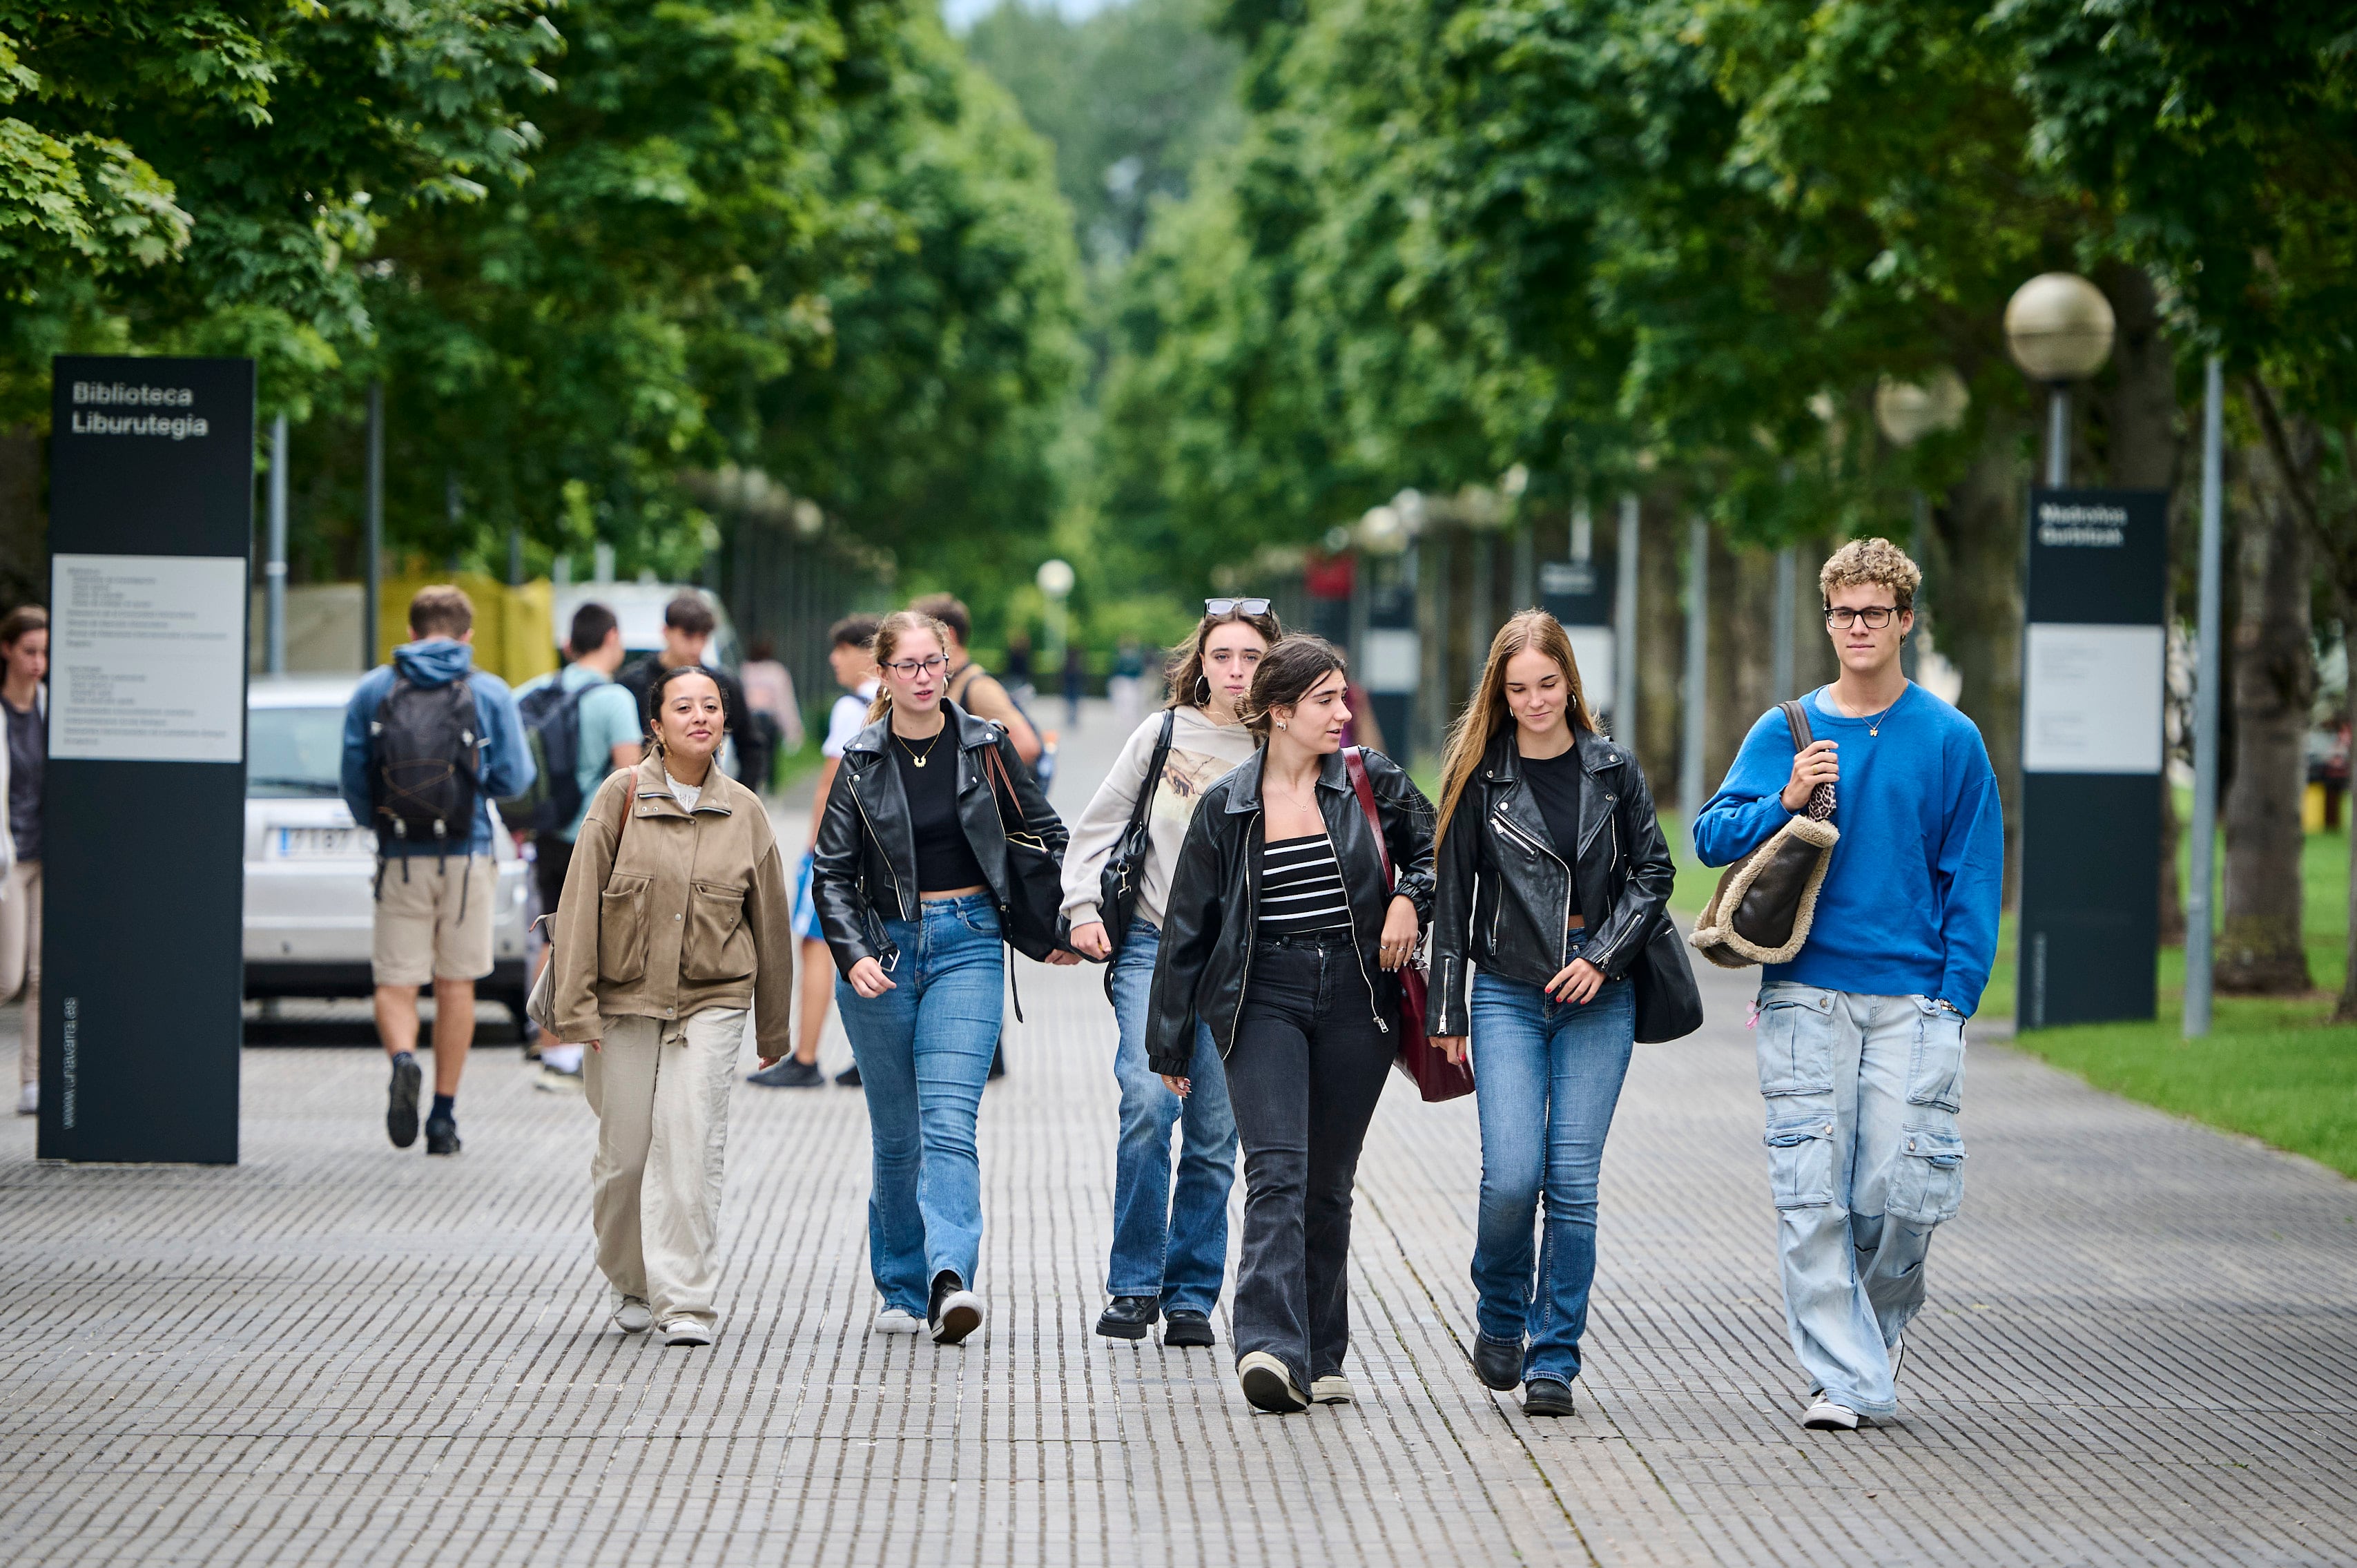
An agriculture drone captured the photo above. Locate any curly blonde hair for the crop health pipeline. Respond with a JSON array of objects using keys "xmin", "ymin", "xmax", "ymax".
[{"xmin": 1818, "ymin": 537, "xmax": 1921, "ymax": 612}]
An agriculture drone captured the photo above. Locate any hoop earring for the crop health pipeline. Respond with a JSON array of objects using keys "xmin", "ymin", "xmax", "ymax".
[{"xmin": 1196, "ymin": 674, "xmax": 1210, "ymax": 704}]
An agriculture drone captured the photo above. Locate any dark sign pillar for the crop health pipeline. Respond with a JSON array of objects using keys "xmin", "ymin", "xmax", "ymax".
[
  {"xmin": 42, "ymin": 356, "xmax": 253, "ymax": 1162},
  {"xmin": 2017, "ymin": 487, "xmax": 2169, "ymax": 1031},
  {"xmin": 1538, "ymin": 554, "xmax": 1618, "ymax": 723}
]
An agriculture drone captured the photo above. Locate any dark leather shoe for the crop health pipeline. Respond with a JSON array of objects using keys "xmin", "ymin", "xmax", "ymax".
[
  {"xmin": 423, "ymin": 1111, "xmax": 461, "ymax": 1156},
  {"xmin": 1473, "ymin": 1333, "xmax": 1524, "ymax": 1391},
  {"xmin": 1522, "ymin": 1377, "xmax": 1577, "ymax": 1417},
  {"xmin": 1163, "ymin": 1310, "xmax": 1215, "ymax": 1348},
  {"xmin": 1096, "ymin": 1296, "xmax": 1158, "ymax": 1340}
]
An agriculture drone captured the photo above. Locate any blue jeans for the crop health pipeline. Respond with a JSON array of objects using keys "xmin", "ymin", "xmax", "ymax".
[
  {"xmin": 1468, "ymin": 939, "xmax": 1636, "ymax": 1386},
  {"xmin": 1755, "ymin": 983, "xmax": 1967, "ymax": 1418},
  {"xmin": 1106, "ymin": 922, "xmax": 1237, "ymax": 1314},
  {"xmin": 838, "ymin": 893, "xmax": 1004, "ymax": 1313}
]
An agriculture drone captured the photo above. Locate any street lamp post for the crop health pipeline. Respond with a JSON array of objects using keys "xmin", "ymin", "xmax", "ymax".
[
  {"xmin": 1036, "ymin": 557, "xmax": 1075, "ymax": 672},
  {"xmin": 1874, "ymin": 369, "xmax": 1970, "ymax": 681},
  {"xmin": 2184, "ymin": 356, "xmax": 2227, "ymax": 1037},
  {"xmin": 2004, "ymin": 274, "xmax": 2117, "ymax": 487}
]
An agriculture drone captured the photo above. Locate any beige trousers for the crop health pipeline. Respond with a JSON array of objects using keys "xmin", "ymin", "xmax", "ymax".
[
  {"xmin": 583, "ymin": 1007, "xmax": 746, "ymax": 1327},
  {"xmin": 0, "ymin": 861, "xmax": 40, "ymax": 1089}
]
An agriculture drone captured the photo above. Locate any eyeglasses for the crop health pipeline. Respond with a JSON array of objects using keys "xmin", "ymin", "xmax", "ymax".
[
  {"xmin": 1205, "ymin": 597, "xmax": 1272, "ymax": 617},
  {"xmin": 1824, "ymin": 605, "xmax": 1902, "ymax": 630},
  {"xmin": 882, "ymin": 654, "xmax": 948, "ymax": 677}
]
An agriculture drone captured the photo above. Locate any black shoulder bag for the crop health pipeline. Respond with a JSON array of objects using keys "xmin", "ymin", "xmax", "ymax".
[{"xmin": 1098, "ymin": 709, "xmax": 1176, "ymax": 966}]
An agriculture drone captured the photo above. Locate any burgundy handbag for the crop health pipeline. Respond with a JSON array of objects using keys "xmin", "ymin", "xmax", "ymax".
[{"xmin": 1343, "ymin": 747, "xmax": 1475, "ymax": 1103}]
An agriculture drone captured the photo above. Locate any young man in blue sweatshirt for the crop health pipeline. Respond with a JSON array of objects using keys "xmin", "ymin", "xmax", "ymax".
[
  {"xmin": 1694, "ymin": 539, "xmax": 2003, "ymax": 1431},
  {"xmin": 341, "ymin": 586, "xmax": 536, "ymax": 1156}
]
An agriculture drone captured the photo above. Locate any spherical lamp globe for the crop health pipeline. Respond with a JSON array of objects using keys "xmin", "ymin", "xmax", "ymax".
[
  {"xmin": 1035, "ymin": 558, "xmax": 1075, "ymax": 598},
  {"xmin": 2004, "ymin": 273, "xmax": 2115, "ymax": 384}
]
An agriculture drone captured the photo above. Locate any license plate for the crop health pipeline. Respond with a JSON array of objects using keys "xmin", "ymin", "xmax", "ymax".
[{"xmin": 271, "ymin": 826, "xmax": 371, "ymax": 859}]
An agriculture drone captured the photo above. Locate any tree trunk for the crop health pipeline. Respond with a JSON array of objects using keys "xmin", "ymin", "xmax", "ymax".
[
  {"xmin": 2215, "ymin": 455, "xmax": 2312, "ymax": 993},
  {"xmin": 2339, "ymin": 588, "xmax": 2357, "ymax": 1022},
  {"xmin": 1933, "ymin": 420, "xmax": 2028, "ymax": 907},
  {"xmin": 2098, "ymin": 263, "xmax": 2189, "ymax": 943},
  {"xmin": 0, "ymin": 426, "xmax": 43, "ymax": 610}
]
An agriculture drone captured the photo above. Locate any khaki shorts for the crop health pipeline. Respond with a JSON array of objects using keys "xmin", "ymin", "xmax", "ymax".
[{"xmin": 372, "ymin": 854, "xmax": 497, "ymax": 987}]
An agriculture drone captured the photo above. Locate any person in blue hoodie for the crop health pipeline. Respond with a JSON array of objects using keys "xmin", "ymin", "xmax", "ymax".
[
  {"xmin": 1693, "ymin": 539, "xmax": 2002, "ymax": 1434},
  {"xmin": 340, "ymin": 585, "xmax": 535, "ymax": 1155}
]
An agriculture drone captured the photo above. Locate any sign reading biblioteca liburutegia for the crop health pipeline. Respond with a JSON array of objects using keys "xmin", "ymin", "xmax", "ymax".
[
  {"xmin": 2017, "ymin": 487, "xmax": 2169, "ymax": 1033},
  {"xmin": 41, "ymin": 356, "xmax": 253, "ymax": 1163}
]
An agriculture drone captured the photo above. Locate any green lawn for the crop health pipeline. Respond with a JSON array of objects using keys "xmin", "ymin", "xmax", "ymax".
[{"xmin": 1457, "ymin": 795, "xmax": 2357, "ymax": 1179}]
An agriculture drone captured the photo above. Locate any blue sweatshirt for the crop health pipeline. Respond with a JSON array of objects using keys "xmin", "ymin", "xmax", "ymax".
[
  {"xmin": 340, "ymin": 639, "xmax": 536, "ymax": 855},
  {"xmin": 1692, "ymin": 684, "xmax": 2003, "ymax": 1014}
]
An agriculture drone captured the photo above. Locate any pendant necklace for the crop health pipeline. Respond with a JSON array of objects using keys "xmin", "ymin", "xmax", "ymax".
[{"xmin": 897, "ymin": 727, "xmax": 944, "ymax": 768}]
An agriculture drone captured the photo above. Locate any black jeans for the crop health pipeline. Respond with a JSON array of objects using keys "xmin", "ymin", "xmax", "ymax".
[{"xmin": 1223, "ymin": 931, "xmax": 1394, "ymax": 1386}]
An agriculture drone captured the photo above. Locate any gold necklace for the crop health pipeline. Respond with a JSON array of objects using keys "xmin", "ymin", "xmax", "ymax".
[{"xmin": 896, "ymin": 726, "xmax": 944, "ymax": 768}]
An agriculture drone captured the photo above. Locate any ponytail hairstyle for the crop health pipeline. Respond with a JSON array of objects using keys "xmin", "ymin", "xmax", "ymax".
[
  {"xmin": 1163, "ymin": 603, "xmax": 1282, "ymax": 710},
  {"xmin": 1238, "ymin": 634, "xmax": 1348, "ymax": 746},
  {"xmin": 1433, "ymin": 610, "xmax": 1598, "ymax": 847},
  {"xmin": 865, "ymin": 608, "xmax": 954, "ymax": 722},
  {"xmin": 643, "ymin": 662, "xmax": 728, "ymax": 760}
]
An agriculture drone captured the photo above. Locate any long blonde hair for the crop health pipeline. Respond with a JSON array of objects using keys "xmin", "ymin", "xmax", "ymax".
[
  {"xmin": 1434, "ymin": 610, "xmax": 1599, "ymax": 847},
  {"xmin": 866, "ymin": 608, "xmax": 954, "ymax": 722}
]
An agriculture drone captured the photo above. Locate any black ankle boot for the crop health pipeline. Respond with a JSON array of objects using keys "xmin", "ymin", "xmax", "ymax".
[
  {"xmin": 1473, "ymin": 1333, "xmax": 1524, "ymax": 1391},
  {"xmin": 1094, "ymin": 1296, "xmax": 1158, "ymax": 1340}
]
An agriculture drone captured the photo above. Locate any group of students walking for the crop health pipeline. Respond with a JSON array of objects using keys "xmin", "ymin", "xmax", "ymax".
[{"xmin": 345, "ymin": 533, "xmax": 1999, "ymax": 1430}]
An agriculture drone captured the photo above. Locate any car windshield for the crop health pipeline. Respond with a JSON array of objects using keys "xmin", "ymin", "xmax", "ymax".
[{"xmin": 248, "ymin": 706, "xmax": 346, "ymax": 797}]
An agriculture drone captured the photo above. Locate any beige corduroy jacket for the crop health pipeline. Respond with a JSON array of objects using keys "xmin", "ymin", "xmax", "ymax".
[{"xmin": 550, "ymin": 754, "xmax": 793, "ymax": 1058}]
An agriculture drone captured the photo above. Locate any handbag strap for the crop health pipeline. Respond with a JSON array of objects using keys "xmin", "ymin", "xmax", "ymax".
[
  {"xmin": 1341, "ymin": 746, "xmax": 1393, "ymax": 891},
  {"xmin": 1123, "ymin": 709, "xmax": 1177, "ymax": 841},
  {"xmin": 1783, "ymin": 698, "xmax": 1836, "ymax": 822}
]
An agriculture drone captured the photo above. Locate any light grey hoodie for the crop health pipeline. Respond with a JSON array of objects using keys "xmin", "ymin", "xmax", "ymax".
[{"xmin": 1059, "ymin": 704, "xmax": 1260, "ymax": 932}]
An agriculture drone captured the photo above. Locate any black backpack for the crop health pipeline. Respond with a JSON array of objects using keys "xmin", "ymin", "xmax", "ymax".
[
  {"xmin": 503, "ymin": 679, "xmax": 586, "ymax": 835},
  {"xmin": 371, "ymin": 677, "xmax": 483, "ymax": 854}
]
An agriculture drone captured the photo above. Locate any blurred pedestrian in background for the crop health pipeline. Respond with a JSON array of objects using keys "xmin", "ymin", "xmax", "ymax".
[
  {"xmin": 750, "ymin": 612, "xmax": 878, "ymax": 1090},
  {"xmin": 619, "ymin": 594, "xmax": 753, "ymax": 787},
  {"xmin": 342, "ymin": 586, "xmax": 536, "ymax": 1156},
  {"xmin": 513, "ymin": 601, "xmax": 643, "ymax": 1091},
  {"xmin": 738, "ymin": 639, "xmax": 804, "ymax": 791},
  {"xmin": 1, "ymin": 606, "xmax": 46, "ymax": 1117},
  {"xmin": 915, "ymin": 593, "xmax": 1043, "ymax": 771},
  {"xmin": 1063, "ymin": 600, "xmax": 1277, "ymax": 1348},
  {"xmin": 553, "ymin": 664, "xmax": 794, "ymax": 1348},
  {"xmin": 1109, "ymin": 638, "xmax": 1146, "ymax": 730},
  {"xmin": 1003, "ymin": 631, "xmax": 1035, "ymax": 698},
  {"xmin": 1063, "ymin": 641, "xmax": 1087, "ymax": 727}
]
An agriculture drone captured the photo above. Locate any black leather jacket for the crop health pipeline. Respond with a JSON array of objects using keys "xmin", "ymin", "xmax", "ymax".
[
  {"xmin": 1144, "ymin": 746, "xmax": 1435, "ymax": 1076},
  {"xmin": 811, "ymin": 701, "xmax": 1067, "ymax": 976},
  {"xmin": 1428, "ymin": 727, "xmax": 1675, "ymax": 1037}
]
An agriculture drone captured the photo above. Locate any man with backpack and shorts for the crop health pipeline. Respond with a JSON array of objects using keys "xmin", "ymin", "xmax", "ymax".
[
  {"xmin": 340, "ymin": 586, "xmax": 536, "ymax": 1155},
  {"xmin": 512, "ymin": 601, "xmax": 643, "ymax": 1089}
]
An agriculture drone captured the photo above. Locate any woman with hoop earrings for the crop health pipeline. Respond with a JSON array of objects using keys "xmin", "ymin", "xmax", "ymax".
[
  {"xmin": 551, "ymin": 663, "xmax": 797, "ymax": 1348},
  {"xmin": 1425, "ymin": 610, "xmax": 1674, "ymax": 1417},
  {"xmin": 1063, "ymin": 597, "xmax": 1279, "ymax": 1348},
  {"xmin": 1145, "ymin": 635, "xmax": 1434, "ymax": 1413},
  {"xmin": 812, "ymin": 609, "xmax": 1076, "ymax": 1346}
]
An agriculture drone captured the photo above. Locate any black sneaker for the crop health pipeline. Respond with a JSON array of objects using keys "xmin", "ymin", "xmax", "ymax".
[
  {"xmin": 424, "ymin": 1111, "xmax": 462, "ymax": 1156},
  {"xmin": 387, "ymin": 1055, "xmax": 423, "ymax": 1148},
  {"xmin": 1163, "ymin": 1310, "xmax": 1216, "ymax": 1348},
  {"xmin": 748, "ymin": 1058, "xmax": 826, "ymax": 1088},
  {"xmin": 1096, "ymin": 1296, "xmax": 1158, "ymax": 1341},
  {"xmin": 835, "ymin": 1063, "xmax": 862, "ymax": 1087},
  {"xmin": 1522, "ymin": 1377, "xmax": 1577, "ymax": 1417}
]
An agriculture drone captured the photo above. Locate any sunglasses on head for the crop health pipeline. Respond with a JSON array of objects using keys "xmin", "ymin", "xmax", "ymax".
[{"xmin": 1205, "ymin": 597, "xmax": 1271, "ymax": 617}]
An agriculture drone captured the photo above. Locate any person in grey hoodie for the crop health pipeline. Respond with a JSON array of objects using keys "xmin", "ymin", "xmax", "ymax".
[
  {"xmin": 340, "ymin": 585, "xmax": 535, "ymax": 1155},
  {"xmin": 1062, "ymin": 601, "xmax": 1279, "ymax": 1348}
]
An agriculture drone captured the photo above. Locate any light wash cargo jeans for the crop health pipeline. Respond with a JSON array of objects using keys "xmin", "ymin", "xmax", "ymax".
[{"xmin": 1755, "ymin": 983, "xmax": 1967, "ymax": 1418}]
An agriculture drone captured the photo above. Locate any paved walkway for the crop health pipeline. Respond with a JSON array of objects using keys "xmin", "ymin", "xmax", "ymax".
[{"xmin": 3, "ymin": 701, "xmax": 2355, "ymax": 1566}]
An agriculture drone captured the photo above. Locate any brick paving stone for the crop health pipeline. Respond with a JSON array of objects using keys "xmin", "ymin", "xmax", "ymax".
[{"xmin": 3, "ymin": 700, "xmax": 2355, "ymax": 1566}]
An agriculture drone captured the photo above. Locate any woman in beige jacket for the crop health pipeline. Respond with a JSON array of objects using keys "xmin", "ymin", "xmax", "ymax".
[{"xmin": 551, "ymin": 665, "xmax": 795, "ymax": 1346}]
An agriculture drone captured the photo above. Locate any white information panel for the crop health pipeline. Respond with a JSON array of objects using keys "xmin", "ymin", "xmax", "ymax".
[
  {"xmin": 1566, "ymin": 626, "xmax": 1615, "ymax": 716},
  {"xmin": 1364, "ymin": 628, "xmax": 1419, "ymax": 695},
  {"xmin": 2022, "ymin": 621, "xmax": 2163, "ymax": 775},
  {"xmin": 50, "ymin": 553, "xmax": 247, "ymax": 764}
]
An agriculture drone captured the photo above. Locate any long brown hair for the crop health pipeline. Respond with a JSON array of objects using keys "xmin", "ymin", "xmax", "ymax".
[
  {"xmin": 1434, "ymin": 610, "xmax": 1598, "ymax": 846},
  {"xmin": 1239, "ymin": 635, "xmax": 1347, "ymax": 746},
  {"xmin": 865, "ymin": 609, "xmax": 953, "ymax": 722},
  {"xmin": 1163, "ymin": 604, "xmax": 1282, "ymax": 711}
]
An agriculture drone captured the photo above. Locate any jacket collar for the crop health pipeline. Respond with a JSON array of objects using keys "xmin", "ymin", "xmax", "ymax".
[
  {"xmin": 1484, "ymin": 726, "xmax": 1621, "ymax": 783},
  {"xmin": 844, "ymin": 699, "xmax": 1002, "ymax": 759},
  {"xmin": 1224, "ymin": 746, "xmax": 1350, "ymax": 813},
  {"xmin": 628, "ymin": 753, "xmax": 732, "ymax": 817}
]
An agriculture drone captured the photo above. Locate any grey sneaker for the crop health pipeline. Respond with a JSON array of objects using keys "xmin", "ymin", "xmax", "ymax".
[
  {"xmin": 1310, "ymin": 1374, "xmax": 1354, "ymax": 1405},
  {"xmin": 1237, "ymin": 1352, "xmax": 1309, "ymax": 1413},
  {"xmin": 1803, "ymin": 1396, "xmax": 1861, "ymax": 1431},
  {"xmin": 612, "ymin": 1295, "xmax": 652, "ymax": 1334},
  {"xmin": 662, "ymin": 1317, "xmax": 713, "ymax": 1347},
  {"xmin": 748, "ymin": 1058, "xmax": 826, "ymax": 1088}
]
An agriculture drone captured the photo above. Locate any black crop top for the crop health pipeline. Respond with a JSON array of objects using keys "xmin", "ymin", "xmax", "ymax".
[{"xmin": 893, "ymin": 731, "xmax": 989, "ymax": 893}]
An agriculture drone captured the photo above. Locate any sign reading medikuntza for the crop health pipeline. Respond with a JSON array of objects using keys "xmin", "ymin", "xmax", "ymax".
[
  {"xmin": 2017, "ymin": 487, "xmax": 2169, "ymax": 1032},
  {"xmin": 42, "ymin": 357, "xmax": 253, "ymax": 1163}
]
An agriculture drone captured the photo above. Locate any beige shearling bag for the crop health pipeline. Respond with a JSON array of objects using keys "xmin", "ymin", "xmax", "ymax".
[{"xmin": 1689, "ymin": 699, "xmax": 1839, "ymax": 969}]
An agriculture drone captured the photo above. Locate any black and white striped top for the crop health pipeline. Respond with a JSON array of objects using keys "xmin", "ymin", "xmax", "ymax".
[{"xmin": 1259, "ymin": 835, "xmax": 1352, "ymax": 933}]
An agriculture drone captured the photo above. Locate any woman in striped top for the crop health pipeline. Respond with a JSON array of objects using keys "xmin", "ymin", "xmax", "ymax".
[{"xmin": 1147, "ymin": 635, "xmax": 1435, "ymax": 1414}]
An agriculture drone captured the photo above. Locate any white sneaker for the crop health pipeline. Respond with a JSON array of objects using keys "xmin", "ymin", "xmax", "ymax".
[
  {"xmin": 1237, "ymin": 1351, "xmax": 1310, "ymax": 1413},
  {"xmin": 14, "ymin": 1083, "xmax": 32, "ymax": 1116},
  {"xmin": 661, "ymin": 1317, "xmax": 713, "ymax": 1346},
  {"xmin": 1889, "ymin": 1335, "xmax": 1905, "ymax": 1384},
  {"xmin": 930, "ymin": 1288, "xmax": 985, "ymax": 1346},
  {"xmin": 1802, "ymin": 1396, "xmax": 1861, "ymax": 1431},
  {"xmin": 612, "ymin": 1295, "xmax": 652, "ymax": 1334},
  {"xmin": 873, "ymin": 1306, "xmax": 924, "ymax": 1335},
  {"xmin": 1310, "ymin": 1374, "xmax": 1354, "ymax": 1405}
]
